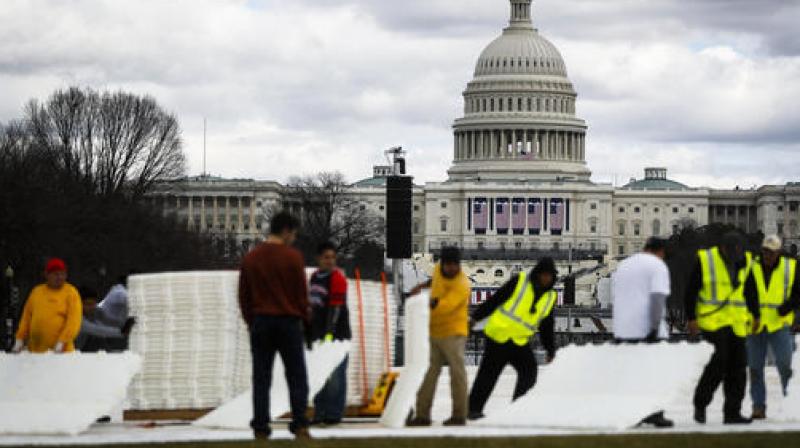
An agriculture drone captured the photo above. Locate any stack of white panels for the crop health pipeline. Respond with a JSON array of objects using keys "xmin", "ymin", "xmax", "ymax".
[
  {"xmin": 127, "ymin": 270, "xmax": 397, "ymax": 411},
  {"xmin": 128, "ymin": 271, "xmax": 249, "ymax": 410}
]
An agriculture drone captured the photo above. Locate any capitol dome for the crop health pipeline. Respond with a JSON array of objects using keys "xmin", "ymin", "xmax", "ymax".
[
  {"xmin": 474, "ymin": 27, "xmax": 567, "ymax": 77},
  {"xmin": 449, "ymin": 0, "xmax": 590, "ymax": 183}
]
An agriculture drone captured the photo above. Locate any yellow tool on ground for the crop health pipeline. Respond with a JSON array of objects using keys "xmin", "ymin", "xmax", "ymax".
[{"xmin": 360, "ymin": 371, "xmax": 399, "ymax": 416}]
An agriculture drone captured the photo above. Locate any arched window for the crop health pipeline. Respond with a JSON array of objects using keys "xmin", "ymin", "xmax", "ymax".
[
  {"xmin": 589, "ymin": 218, "xmax": 598, "ymax": 234},
  {"xmin": 652, "ymin": 219, "xmax": 661, "ymax": 236},
  {"xmin": 527, "ymin": 98, "xmax": 532, "ymax": 111},
  {"xmin": 490, "ymin": 98, "xmax": 495, "ymax": 112},
  {"xmin": 494, "ymin": 269, "xmax": 504, "ymax": 278},
  {"xmin": 518, "ymin": 98, "xmax": 523, "ymax": 111}
]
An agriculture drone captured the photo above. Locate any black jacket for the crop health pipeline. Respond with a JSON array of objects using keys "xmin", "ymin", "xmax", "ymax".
[
  {"xmin": 684, "ymin": 255, "xmax": 759, "ymax": 321},
  {"xmin": 473, "ymin": 268, "xmax": 556, "ymax": 358}
]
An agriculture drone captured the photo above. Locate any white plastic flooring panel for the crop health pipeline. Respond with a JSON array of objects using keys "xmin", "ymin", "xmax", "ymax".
[
  {"xmin": 194, "ymin": 341, "xmax": 351, "ymax": 429},
  {"xmin": 380, "ymin": 293, "xmax": 430, "ymax": 428},
  {"xmin": 0, "ymin": 352, "xmax": 141, "ymax": 435},
  {"xmin": 481, "ymin": 341, "xmax": 714, "ymax": 430}
]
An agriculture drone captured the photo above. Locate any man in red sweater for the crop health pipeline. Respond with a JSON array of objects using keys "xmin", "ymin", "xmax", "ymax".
[{"xmin": 239, "ymin": 212, "xmax": 311, "ymax": 440}]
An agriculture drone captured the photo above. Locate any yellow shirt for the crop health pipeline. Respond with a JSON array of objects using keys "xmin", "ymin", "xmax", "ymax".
[
  {"xmin": 16, "ymin": 283, "xmax": 82, "ymax": 353},
  {"xmin": 429, "ymin": 263, "xmax": 471, "ymax": 338}
]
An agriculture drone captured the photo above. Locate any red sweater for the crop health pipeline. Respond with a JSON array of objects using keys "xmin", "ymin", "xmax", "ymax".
[{"xmin": 238, "ymin": 242, "xmax": 310, "ymax": 325}]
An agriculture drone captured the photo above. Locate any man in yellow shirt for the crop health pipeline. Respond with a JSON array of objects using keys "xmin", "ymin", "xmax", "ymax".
[
  {"xmin": 407, "ymin": 247, "xmax": 471, "ymax": 427},
  {"xmin": 13, "ymin": 258, "xmax": 82, "ymax": 353}
]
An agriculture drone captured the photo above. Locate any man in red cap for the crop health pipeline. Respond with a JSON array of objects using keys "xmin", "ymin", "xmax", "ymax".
[{"xmin": 13, "ymin": 258, "xmax": 82, "ymax": 353}]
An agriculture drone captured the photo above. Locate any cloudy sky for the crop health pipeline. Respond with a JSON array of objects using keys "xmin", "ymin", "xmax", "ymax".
[{"xmin": 1, "ymin": 0, "xmax": 798, "ymax": 188}]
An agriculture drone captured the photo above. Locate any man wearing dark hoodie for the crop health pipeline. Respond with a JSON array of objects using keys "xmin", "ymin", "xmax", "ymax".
[{"xmin": 467, "ymin": 258, "xmax": 559, "ymax": 420}]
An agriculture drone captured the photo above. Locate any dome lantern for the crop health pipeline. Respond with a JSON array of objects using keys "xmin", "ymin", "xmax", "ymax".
[{"xmin": 509, "ymin": 0, "xmax": 534, "ymax": 29}]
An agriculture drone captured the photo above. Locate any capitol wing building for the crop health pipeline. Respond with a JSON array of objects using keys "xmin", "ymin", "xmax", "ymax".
[{"xmin": 150, "ymin": 0, "xmax": 800, "ymax": 293}]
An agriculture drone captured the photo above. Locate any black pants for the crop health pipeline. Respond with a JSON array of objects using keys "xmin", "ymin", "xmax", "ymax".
[
  {"xmin": 249, "ymin": 315, "xmax": 309, "ymax": 434},
  {"xmin": 468, "ymin": 338, "xmax": 537, "ymax": 415},
  {"xmin": 693, "ymin": 327, "xmax": 747, "ymax": 418}
]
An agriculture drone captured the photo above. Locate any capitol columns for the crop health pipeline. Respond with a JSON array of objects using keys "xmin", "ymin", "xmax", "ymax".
[{"xmin": 511, "ymin": 129, "xmax": 517, "ymax": 158}]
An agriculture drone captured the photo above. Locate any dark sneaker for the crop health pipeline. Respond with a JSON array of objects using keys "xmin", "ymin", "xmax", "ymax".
[
  {"xmin": 293, "ymin": 426, "xmax": 313, "ymax": 440},
  {"xmin": 724, "ymin": 415, "xmax": 752, "ymax": 425},
  {"xmin": 253, "ymin": 429, "xmax": 271, "ymax": 440},
  {"xmin": 443, "ymin": 417, "xmax": 466, "ymax": 426},
  {"xmin": 467, "ymin": 412, "xmax": 485, "ymax": 421},
  {"xmin": 751, "ymin": 407, "xmax": 766, "ymax": 420},
  {"xmin": 639, "ymin": 411, "xmax": 674, "ymax": 428},
  {"xmin": 694, "ymin": 407, "xmax": 706, "ymax": 424},
  {"xmin": 407, "ymin": 417, "xmax": 432, "ymax": 427}
]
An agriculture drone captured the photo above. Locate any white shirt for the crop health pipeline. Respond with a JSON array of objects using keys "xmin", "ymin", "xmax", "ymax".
[
  {"xmin": 612, "ymin": 252, "xmax": 671, "ymax": 339},
  {"xmin": 98, "ymin": 284, "xmax": 129, "ymax": 328}
]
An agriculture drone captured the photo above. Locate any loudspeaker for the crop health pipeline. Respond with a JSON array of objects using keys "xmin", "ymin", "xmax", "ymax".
[{"xmin": 386, "ymin": 175, "xmax": 413, "ymax": 259}]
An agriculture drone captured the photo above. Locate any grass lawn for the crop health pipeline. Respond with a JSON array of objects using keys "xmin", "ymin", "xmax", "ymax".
[{"xmin": 17, "ymin": 432, "xmax": 800, "ymax": 448}]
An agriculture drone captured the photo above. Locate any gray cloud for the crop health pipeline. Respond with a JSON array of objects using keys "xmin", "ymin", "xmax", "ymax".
[{"xmin": 0, "ymin": 0, "xmax": 798, "ymax": 189}]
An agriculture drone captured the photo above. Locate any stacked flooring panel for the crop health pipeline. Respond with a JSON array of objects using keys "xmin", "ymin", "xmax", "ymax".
[
  {"xmin": 127, "ymin": 271, "xmax": 249, "ymax": 410},
  {"xmin": 127, "ymin": 270, "xmax": 396, "ymax": 411}
]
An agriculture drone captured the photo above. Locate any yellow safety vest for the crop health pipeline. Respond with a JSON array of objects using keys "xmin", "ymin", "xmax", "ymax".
[
  {"xmin": 484, "ymin": 272, "xmax": 558, "ymax": 346},
  {"xmin": 752, "ymin": 256, "xmax": 797, "ymax": 333},
  {"xmin": 696, "ymin": 247, "xmax": 753, "ymax": 337}
]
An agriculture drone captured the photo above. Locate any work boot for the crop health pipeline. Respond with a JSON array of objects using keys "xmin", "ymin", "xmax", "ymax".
[
  {"xmin": 751, "ymin": 406, "xmax": 766, "ymax": 420},
  {"xmin": 693, "ymin": 407, "xmax": 706, "ymax": 424},
  {"xmin": 406, "ymin": 417, "xmax": 432, "ymax": 427},
  {"xmin": 724, "ymin": 414, "xmax": 752, "ymax": 425},
  {"xmin": 293, "ymin": 426, "xmax": 313, "ymax": 440},
  {"xmin": 443, "ymin": 417, "xmax": 466, "ymax": 426}
]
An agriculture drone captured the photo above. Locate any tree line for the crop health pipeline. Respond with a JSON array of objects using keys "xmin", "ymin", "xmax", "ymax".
[
  {"xmin": 0, "ymin": 87, "xmax": 388, "ymax": 308},
  {"xmin": 0, "ymin": 87, "xmax": 233, "ymax": 301}
]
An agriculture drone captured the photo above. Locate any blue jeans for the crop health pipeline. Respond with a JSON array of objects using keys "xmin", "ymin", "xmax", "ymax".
[
  {"xmin": 249, "ymin": 315, "xmax": 310, "ymax": 435},
  {"xmin": 746, "ymin": 327, "xmax": 794, "ymax": 409},
  {"xmin": 313, "ymin": 355, "xmax": 349, "ymax": 422}
]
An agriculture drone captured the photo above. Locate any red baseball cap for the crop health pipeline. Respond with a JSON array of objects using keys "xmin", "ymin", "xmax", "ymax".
[{"xmin": 45, "ymin": 258, "xmax": 67, "ymax": 273}]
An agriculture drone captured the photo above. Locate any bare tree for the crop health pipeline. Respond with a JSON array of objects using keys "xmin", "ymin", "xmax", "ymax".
[
  {"xmin": 283, "ymin": 172, "xmax": 384, "ymax": 259},
  {"xmin": 25, "ymin": 87, "xmax": 185, "ymax": 199}
]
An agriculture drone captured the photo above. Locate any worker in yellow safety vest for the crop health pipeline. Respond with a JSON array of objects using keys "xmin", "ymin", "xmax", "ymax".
[
  {"xmin": 744, "ymin": 235, "xmax": 800, "ymax": 420},
  {"xmin": 685, "ymin": 232, "xmax": 759, "ymax": 425},
  {"xmin": 467, "ymin": 258, "xmax": 558, "ymax": 421}
]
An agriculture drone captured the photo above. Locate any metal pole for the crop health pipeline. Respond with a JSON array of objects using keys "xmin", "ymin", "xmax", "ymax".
[
  {"xmin": 392, "ymin": 258, "xmax": 404, "ymax": 366},
  {"xmin": 203, "ymin": 118, "xmax": 207, "ymax": 176}
]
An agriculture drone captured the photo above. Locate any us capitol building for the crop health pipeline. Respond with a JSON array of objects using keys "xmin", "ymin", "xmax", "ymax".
[{"xmin": 149, "ymin": 0, "xmax": 799, "ymax": 294}]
